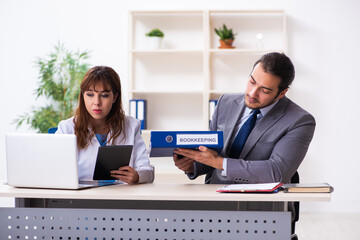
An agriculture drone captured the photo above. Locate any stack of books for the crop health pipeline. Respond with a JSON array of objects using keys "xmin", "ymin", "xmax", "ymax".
[{"xmin": 281, "ymin": 183, "xmax": 334, "ymax": 193}]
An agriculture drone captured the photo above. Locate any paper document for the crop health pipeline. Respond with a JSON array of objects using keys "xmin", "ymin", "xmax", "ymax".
[{"xmin": 217, "ymin": 182, "xmax": 283, "ymax": 193}]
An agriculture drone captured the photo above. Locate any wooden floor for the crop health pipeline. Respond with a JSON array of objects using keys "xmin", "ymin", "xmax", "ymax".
[{"xmin": 296, "ymin": 212, "xmax": 360, "ymax": 240}]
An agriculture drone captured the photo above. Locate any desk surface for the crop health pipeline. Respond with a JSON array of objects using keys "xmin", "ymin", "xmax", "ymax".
[{"xmin": 0, "ymin": 183, "xmax": 331, "ymax": 202}]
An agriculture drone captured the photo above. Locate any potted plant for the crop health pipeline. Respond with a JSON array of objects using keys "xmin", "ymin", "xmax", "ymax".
[
  {"xmin": 145, "ymin": 28, "xmax": 164, "ymax": 49},
  {"xmin": 215, "ymin": 24, "xmax": 236, "ymax": 49},
  {"xmin": 13, "ymin": 42, "xmax": 91, "ymax": 133}
]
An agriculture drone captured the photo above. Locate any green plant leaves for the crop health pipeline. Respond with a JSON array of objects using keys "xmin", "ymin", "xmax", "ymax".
[
  {"xmin": 14, "ymin": 42, "xmax": 91, "ymax": 133},
  {"xmin": 214, "ymin": 24, "xmax": 235, "ymax": 40},
  {"xmin": 145, "ymin": 28, "xmax": 164, "ymax": 37}
]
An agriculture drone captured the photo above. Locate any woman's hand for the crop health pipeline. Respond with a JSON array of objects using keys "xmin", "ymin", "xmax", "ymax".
[{"xmin": 110, "ymin": 166, "xmax": 139, "ymax": 184}]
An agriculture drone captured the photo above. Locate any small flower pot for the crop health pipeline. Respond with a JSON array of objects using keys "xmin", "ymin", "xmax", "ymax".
[
  {"xmin": 219, "ymin": 39, "xmax": 235, "ymax": 49},
  {"xmin": 147, "ymin": 37, "xmax": 163, "ymax": 49}
]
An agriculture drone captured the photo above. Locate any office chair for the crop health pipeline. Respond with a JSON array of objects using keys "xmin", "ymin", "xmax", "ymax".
[
  {"xmin": 290, "ymin": 171, "xmax": 300, "ymax": 240},
  {"xmin": 48, "ymin": 127, "xmax": 58, "ymax": 134}
]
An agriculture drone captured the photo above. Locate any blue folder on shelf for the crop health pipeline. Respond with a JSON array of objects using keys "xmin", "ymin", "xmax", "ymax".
[
  {"xmin": 129, "ymin": 99, "xmax": 146, "ymax": 130},
  {"xmin": 149, "ymin": 131, "xmax": 223, "ymax": 157}
]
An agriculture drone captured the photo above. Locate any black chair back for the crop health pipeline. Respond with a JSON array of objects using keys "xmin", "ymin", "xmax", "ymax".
[{"xmin": 291, "ymin": 171, "xmax": 300, "ymax": 234}]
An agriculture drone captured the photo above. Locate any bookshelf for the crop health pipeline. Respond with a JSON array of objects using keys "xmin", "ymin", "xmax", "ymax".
[{"xmin": 128, "ymin": 10, "xmax": 286, "ymax": 131}]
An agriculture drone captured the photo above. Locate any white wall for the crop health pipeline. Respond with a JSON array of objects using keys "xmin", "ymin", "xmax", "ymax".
[{"xmin": 1, "ymin": 0, "xmax": 359, "ymax": 212}]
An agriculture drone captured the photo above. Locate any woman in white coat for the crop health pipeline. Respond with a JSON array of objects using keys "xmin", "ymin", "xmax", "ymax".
[{"xmin": 56, "ymin": 66, "xmax": 154, "ymax": 184}]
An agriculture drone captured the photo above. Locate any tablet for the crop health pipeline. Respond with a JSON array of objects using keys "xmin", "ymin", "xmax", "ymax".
[{"xmin": 93, "ymin": 145, "xmax": 133, "ymax": 180}]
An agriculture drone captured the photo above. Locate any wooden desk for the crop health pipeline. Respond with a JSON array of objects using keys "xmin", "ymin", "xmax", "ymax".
[{"xmin": 0, "ymin": 183, "xmax": 331, "ymax": 240}]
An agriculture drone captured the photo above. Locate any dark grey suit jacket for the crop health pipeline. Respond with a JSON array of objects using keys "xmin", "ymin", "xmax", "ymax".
[{"xmin": 189, "ymin": 93, "xmax": 316, "ymax": 184}]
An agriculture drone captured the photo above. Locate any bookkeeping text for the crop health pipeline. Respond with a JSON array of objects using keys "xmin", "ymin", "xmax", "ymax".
[{"xmin": 177, "ymin": 134, "xmax": 218, "ymax": 145}]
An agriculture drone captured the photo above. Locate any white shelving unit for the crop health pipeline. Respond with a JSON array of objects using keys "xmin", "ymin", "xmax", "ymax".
[{"xmin": 128, "ymin": 10, "xmax": 286, "ymax": 131}]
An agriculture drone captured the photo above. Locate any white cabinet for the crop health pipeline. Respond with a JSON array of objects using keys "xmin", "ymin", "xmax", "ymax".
[{"xmin": 128, "ymin": 10, "xmax": 286, "ymax": 131}]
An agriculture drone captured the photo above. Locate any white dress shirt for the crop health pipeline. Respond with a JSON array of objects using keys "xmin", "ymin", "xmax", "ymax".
[{"xmin": 56, "ymin": 116, "xmax": 154, "ymax": 183}]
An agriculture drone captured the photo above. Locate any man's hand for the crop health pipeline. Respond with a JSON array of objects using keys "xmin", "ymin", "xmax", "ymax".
[
  {"xmin": 174, "ymin": 146, "xmax": 224, "ymax": 170},
  {"xmin": 173, "ymin": 154, "xmax": 195, "ymax": 173}
]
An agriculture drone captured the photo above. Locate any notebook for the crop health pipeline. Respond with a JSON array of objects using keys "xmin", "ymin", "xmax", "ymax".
[{"xmin": 5, "ymin": 133, "xmax": 118, "ymax": 189}]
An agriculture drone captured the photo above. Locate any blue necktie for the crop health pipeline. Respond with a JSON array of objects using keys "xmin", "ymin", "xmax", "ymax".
[{"xmin": 228, "ymin": 109, "xmax": 260, "ymax": 158}]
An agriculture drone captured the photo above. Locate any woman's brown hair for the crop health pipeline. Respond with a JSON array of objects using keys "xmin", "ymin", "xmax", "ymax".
[{"xmin": 74, "ymin": 66, "xmax": 125, "ymax": 149}]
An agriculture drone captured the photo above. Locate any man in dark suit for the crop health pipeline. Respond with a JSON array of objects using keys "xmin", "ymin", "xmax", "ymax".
[{"xmin": 173, "ymin": 52, "xmax": 315, "ymax": 185}]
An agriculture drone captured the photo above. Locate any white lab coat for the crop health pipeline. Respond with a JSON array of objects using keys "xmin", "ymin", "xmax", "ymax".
[{"xmin": 56, "ymin": 116, "xmax": 154, "ymax": 183}]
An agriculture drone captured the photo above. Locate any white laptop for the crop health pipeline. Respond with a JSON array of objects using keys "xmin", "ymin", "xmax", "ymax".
[{"xmin": 5, "ymin": 133, "xmax": 116, "ymax": 189}]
